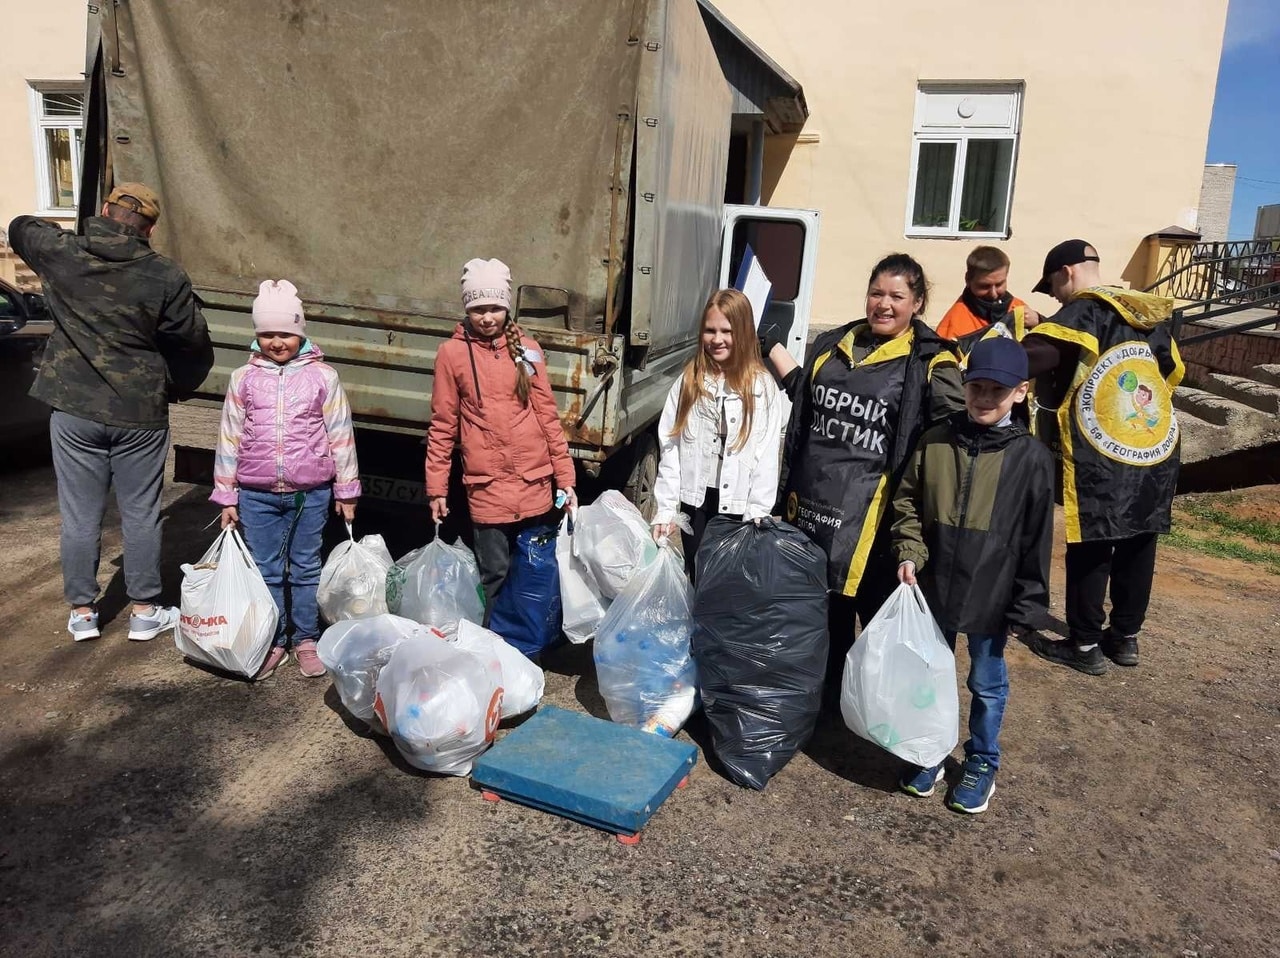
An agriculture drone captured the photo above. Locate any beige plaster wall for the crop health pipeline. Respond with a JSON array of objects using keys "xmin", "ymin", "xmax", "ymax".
[
  {"xmin": 0, "ymin": 1, "xmax": 85, "ymax": 233},
  {"xmin": 717, "ymin": 0, "xmax": 1229, "ymax": 327}
]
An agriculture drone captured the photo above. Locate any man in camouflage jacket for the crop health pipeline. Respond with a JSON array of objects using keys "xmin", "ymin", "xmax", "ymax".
[{"xmin": 9, "ymin": 182, "xmax": 214, "ymax": 643}]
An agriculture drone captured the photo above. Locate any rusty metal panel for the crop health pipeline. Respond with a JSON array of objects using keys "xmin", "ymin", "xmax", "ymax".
[
  {"xmin": 191, "ymin": 289, "xmax": 616, "ymax": 460},
  {"xmin": 99, "ymin": 0, "xmax": 646, "ymax": 330}
]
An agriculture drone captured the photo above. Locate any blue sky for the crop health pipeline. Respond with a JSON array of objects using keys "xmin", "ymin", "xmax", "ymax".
[{"xmin": 1206, "ymin": 0, "xmax": 1280, "ymax": 238}]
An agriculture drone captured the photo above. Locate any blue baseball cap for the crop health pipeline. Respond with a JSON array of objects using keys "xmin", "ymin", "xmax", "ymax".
[{"xmin": 963, "ymin": 335, "xmax": 1028, "ymax": 387}]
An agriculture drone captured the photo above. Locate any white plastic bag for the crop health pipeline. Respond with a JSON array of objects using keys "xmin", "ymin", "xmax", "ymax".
[
  {"xmin": 388, "ymin": 535, "xmax": 485, "ymax": 634},
  {"xmin": 453, "ymin": 620, "xmax": 545, "ymax": 718},
  {"xmin": 374, "ymin": 633, "xmax": 503, "ymax": 776},
  {"xmin": 840, "ymin": 583, "xmax": 960, "ymax": 768},
  {"xmin": 556, "ymin": 514, "xmax": 608, "ymax": 643},
  {"xmin": 317, "ymin": 614, "xmax": 425, "ymax": 731},
  {"xmin": 593, "ymin": 544, "xmax": 698, "ymax": 736},
  {"xmin": 572, "ymin": 490, "xmax": 658, "ymax": 600},
  {"xmin": 317, "ymin": 523, "xmax": 394, "ymax": 624},
  {"xmin": 176, "ymin": 528, "xmax": 279, "ymax": 678}
]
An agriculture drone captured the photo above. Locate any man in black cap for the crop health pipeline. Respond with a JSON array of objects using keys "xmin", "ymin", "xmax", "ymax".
[{"xmin": 1022, "ymin": 240, "xmax": 1184, "ymax": 674}]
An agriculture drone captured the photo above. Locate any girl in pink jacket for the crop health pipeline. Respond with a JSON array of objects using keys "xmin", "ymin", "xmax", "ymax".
[
  {"xmin": 426, "ymin": 258, "xmax": 576, "ymax": 620},
  {"xmin": 212, "ymin": 279, "xmax": 362, "ymax": 680}
]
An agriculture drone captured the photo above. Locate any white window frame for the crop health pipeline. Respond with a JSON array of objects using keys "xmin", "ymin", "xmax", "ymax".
[
  {"xmin": 905, "ymin": 83, "xmax": 1023, "ymax": 240},
  {"xmin": 28, "ymin": 81, "xmax": 86, "ymax": 219}
]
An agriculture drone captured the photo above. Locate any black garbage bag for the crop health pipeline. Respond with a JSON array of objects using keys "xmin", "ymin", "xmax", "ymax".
[{"xmin": 691, "ymin": 516, "xmax": 829, "ymax": 790}]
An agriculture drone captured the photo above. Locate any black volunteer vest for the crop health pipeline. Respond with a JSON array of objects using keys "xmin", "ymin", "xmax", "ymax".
[
  {"xmin": 1032, "ymin": 287, "xmax": 1184, "ymax": 543},
  {"xmin": 784, "ymin": 329, "xmax": 909, "ymax": 595}
]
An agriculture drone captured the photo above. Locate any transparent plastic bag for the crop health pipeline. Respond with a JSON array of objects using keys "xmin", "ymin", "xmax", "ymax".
[
  {"xmin": 388, "ymin": 532, "xmax": 485, "ymax": 634},
  {"xmin": 556, "ymin": 514, "xmax": 608, "ymax": 644},
  {"xmin": 572, "ymin": 490, "xmax": 659, "ymax": 600},
  {"xmin": 593, "ymin": 544, "xmax": 698, "ymax": 736},
  {"xmin": 317, "ymin": 523, "xmax": 394, "ymax": 624},
  {"xmin": 316, "ymin": 613, "xmax": 426, "ymax": 732},
  {"xmin": 453, "ymin": 620, "xmax": 545, "ymax": 718},
  {"xmin": 840, "ymin": 583, "xmax": 960, "ymax": 768},
  {"xmin": 373, "ymin": 633, "xmax": 503, "ymax": 776},
  {"xmin": 176, "ymin": 527, "xmax": 279, "ymax": 678}
]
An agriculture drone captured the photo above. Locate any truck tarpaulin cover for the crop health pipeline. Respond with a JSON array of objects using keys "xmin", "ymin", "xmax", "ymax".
[
  {"xmin": 100, "ymin": 0, "xmax": 730, "ymax": 345},
  {"xmin": 690, "ymin": 517, "xmax": 829, "ymax": 790}
]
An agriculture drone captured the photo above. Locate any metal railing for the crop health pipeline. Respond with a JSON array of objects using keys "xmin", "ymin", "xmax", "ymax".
[{"xmin": 1146, "ymin": 237, "xmax": 1280, "ymax": 303}]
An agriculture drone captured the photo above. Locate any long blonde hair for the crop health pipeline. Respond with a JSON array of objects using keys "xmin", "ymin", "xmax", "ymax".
[{"xmin": 670, "ymin": 288, "xmax": 765, "ymax": 453}]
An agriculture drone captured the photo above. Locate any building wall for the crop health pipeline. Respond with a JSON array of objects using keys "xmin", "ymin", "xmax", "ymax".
[
  {"xmin": 715, "ymin": 0, "xmax": 1230, "ymax": 327},
  {"xmin": 1198, "ymin": 164, "xmax": 1236, "ymax": 243},
  {"xmin": 0, "ymin": 1, "xmax": 84, "ymax": 282},
  {"xmin": 1256, "ymin": 204, "xmax": 1280, "ymax": 239}
]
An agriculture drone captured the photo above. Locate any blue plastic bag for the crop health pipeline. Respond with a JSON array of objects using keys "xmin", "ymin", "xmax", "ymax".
[{"xmin": 489, "ymin": 525, "xmax": 563, "ymax": 658}]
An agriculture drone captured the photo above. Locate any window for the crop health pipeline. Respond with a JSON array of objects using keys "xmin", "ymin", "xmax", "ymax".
[
  {"xmin": 29, "ymin": 84, "xmax": 85, "ymax": 215},
  {"xmin": 906, "ymin": 84, "xmax": 1022, "ymax": 238}
]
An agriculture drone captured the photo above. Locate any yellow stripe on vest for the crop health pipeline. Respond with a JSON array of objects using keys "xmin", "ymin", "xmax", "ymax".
[{"xmin": 842, "ymin": 472, "xmax": 890, "ymax": 596}]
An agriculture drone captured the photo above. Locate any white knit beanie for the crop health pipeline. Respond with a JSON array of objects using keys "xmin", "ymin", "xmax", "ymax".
[
  {"xmin": 252, "ymin": 279, "xmax": 306, "ymax": 335},
  {"xmin": 461, "ymin": 258, "xmax": 512, "ymax": 311}
]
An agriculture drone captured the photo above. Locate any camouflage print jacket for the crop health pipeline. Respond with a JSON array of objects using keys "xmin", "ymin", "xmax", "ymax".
[{"xmin": 8, "ymin": 215, "xmax": 214, "ymax": 429}]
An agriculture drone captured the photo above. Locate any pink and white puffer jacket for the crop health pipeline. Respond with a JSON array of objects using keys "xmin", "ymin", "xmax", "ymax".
[{"xmin": 210, "ymin": 343, "xmax": 361, "ymax": 506}]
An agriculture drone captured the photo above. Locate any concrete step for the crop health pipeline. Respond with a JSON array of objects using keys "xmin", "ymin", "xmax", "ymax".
[
  {"xmin": 1173, "ymin": 385, "xmax": 1280, "ymax": 464},
  {"xmin": 1253, "ymin": 364, "xmax": 1280, "ymax": 388},
  {"xmin": 1202, "ymin": 372, "xmax": 1280, "ymax": 415}
]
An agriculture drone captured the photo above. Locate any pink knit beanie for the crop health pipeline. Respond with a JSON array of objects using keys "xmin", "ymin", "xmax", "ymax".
[
  {"xmin": 252, "ymin": 279, "xmax": 306, "ymax": 335},
  {"xmin": 461, "ymin": 258, "xmax": 512, "ymax": 311}
]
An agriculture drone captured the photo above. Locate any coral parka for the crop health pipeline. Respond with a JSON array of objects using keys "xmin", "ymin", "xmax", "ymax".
[{"xmin": 426, "ymin": 323, "xmax": 575, "ymax": 524}]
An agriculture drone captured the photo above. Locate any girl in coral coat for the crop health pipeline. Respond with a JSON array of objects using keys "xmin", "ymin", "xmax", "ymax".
[{"xmin": 426, "ymin": 258, "xmax": 576, "ymax": 618}]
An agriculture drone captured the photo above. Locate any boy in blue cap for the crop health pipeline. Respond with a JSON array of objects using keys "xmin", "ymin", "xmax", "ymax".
[{"xmin": 889, "ymin": 335, "xmax": 1055, "ymax": 813}]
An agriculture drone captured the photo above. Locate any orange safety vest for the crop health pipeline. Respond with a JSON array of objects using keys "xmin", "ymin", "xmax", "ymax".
[{"xmin": 936, "ymin": 295, "xmax": 1029, "ymax": 342}]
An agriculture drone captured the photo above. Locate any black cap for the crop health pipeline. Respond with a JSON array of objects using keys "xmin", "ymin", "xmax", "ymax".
[
  {"xmin": 963, "ymin": 335, "xmax": 1028, "ymax": 387},
  {"xmin": 1033, "ymin": 239, "xmax": 1099, "ymax": 294}
]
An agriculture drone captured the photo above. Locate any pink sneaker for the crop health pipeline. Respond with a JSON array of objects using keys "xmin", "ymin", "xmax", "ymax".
[
  {"xmin": 256, "ymin": 646, "xmax": 287, "ymax": 681},
  {"xmin": 295, "ymin": 639, "xmax": 325, "ymax": 678}
]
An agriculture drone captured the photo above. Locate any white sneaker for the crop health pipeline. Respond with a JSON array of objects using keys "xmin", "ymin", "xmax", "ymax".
[
  {"xmin": 128, "ymin": 605, "xmax": 180, "ymax": 641},
  {"xmin": 67, "ymin": 610, "xmax": 101, "ymax": 642}
]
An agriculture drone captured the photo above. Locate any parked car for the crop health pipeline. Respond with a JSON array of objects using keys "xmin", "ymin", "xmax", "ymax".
[{"xmin": 0, "ymin": 278, "xmax": 53, "ymax": 447}]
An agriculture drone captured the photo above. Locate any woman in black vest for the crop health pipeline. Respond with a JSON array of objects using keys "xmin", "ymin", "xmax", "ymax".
[{"xmin": 762, "ymin": 254, "xmax": 964, "ymax": 697}]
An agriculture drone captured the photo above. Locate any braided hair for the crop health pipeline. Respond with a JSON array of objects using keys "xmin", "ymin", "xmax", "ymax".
[{"xmin": 503, "ymin": 318, "xmax": 532, "ymax": 407}]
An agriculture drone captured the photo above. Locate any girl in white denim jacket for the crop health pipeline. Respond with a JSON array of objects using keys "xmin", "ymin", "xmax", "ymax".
[{"xmin": 651, "ymin": 288, "xmax": 785, "ymax": 580}]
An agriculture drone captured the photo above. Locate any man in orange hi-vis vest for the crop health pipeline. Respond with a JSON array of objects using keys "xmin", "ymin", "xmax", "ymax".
[{"xmin": 936, "ymin": 246, "xmax": 1041, "ymax": 350}]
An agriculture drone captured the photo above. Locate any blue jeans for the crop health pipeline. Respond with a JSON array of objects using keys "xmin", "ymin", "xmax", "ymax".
[
  {"xmin": 238, "ymin": 487, "xmax": 331, "ymax": 648},
  {"xmin": 944, "ymin": 630, "xmax": 1009, "ymax": 768}
]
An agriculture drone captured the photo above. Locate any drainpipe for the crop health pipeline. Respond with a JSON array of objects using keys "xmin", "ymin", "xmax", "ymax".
[{"xmin": 747, "ymin": 118, "xmax": 765, "ymax": 205}]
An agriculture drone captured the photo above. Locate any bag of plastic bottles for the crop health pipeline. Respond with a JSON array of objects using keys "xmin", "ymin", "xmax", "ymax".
[
  {"xmin": 571, "ymin": 490, "xmax": 658, "ymax": 600},
  {"xmin": 176, "ymin": 527, "xmax": 279, "ymax": 678},
  {"xmin": 691, "ymin": 517, "xmax": 830, "ymax": 790},
  {"xmin": 317, "ymin": 524, "xmax": 394, "ymax": 624},
  {"xmin": 488, "ymin": 524, "xmax": 562, "ymax": 658},
  {"xmin": 453, "ymin": 620, "xmax": 545, "ymax": 718},
  {"xmin": 387, "ymin": 532, "xmax": 485, "ymax": 634},
  {"xmin": 840, "ymin": 583, "xmax": 959, "ymax": 768},
  {"xmin": 374, "ymin": 632, "xmax": 504, "ymax": 776},
  {"xmin": 555, "ymin": 513, "xmax": 607, "ymax": 644},
  {"xmin": 593, "ymin": 543, "xmax": 697, "ymax": 736},
  {"xmin": 316, "ymin": 613, "xmax": 425, "ymax": 732}
]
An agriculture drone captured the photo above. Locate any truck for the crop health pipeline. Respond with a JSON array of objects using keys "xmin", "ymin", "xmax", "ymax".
[{"xmin": 77, "ymin": 0, "xmax": 820, "ymax": 518}]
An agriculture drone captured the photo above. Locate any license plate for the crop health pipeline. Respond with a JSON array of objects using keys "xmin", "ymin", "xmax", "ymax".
[{"xmin": 360, "ymin": 473, "xmax": 428, "ymax": 507}]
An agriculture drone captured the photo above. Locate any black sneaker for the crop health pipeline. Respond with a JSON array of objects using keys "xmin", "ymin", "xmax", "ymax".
[
  {"xmin": 1027, "ymin": 634, "xmax": 1108, "ymax": 675},
  {"xmin": 1101, "ymin": 630, "xmax": 1139, "ymax": 667}
]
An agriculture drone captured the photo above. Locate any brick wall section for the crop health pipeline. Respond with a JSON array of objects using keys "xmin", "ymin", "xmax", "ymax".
[
  {"xmin": 1198, "ymin": 164, "xmax": 1236, "ymax": 243},
  {"xmin": 1180, "ymin": 320, "xmax": 1280, "ymax": 385}
]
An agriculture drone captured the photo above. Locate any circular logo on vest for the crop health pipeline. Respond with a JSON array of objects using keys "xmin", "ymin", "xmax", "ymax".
[
  {"xmin": 1073, "ymin": 342, "xmax": 1178, "ymax": 465},
  {"xmin": 784, "ymin": 491, "xmax": 799, "ymax": 522}
]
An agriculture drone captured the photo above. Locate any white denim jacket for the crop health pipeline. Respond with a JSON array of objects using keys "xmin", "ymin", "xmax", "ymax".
[{"xmin": 652, "ymin": 369, "xmax": 784, "ymax": 525}]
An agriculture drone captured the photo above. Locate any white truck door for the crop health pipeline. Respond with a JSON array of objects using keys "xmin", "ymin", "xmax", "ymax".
[{"xmin": 719, "ymin": 205, "xmax": 821, "ymax": 368}]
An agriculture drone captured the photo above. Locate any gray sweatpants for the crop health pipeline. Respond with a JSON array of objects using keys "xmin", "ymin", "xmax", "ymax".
[{"xmin": 50, "ymin": 410, "xmax": 170, "ymax": 607}]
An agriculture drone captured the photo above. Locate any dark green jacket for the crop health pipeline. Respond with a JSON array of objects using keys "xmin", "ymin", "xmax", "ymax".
[
  {"xmin": 9, "ymin": 215, "xmax": 214, "ymax": 429},
  {"xmin": 891, "ymin": 413, "xmax": 1054, "ymax": 634}
]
